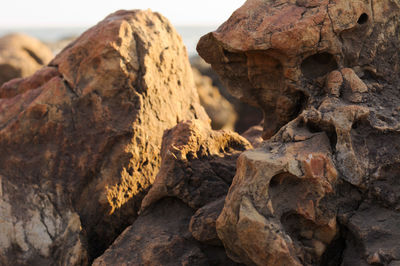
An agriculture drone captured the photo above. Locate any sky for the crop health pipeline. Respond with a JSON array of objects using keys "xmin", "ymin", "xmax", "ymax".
[{"xmin": 0, "ymin": 0, "xmax": 246, "ymax": 28}]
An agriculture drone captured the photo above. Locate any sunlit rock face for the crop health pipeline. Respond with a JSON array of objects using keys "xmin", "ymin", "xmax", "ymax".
[
  {"xmin": 198, "ymin": 0, "xmax": 400, "ymax": 265},
  {"xmin": 0, "ymin": 9, "xmax": 207, "ymax": 264}
]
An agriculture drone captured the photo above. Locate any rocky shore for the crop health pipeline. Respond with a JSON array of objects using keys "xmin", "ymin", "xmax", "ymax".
[{"xmin": 1, "ymin": 1, "xmax": 400, "ymax": 265}]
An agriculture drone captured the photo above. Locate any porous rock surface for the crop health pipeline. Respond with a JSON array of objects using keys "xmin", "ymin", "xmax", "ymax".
[
  {"xmin": 0, "ymin": 34, "xmax": 53, "ymax": 87},
  {"xmin": 93, "ymin": 119, "xmax": 251, "ymax": 265},
  {"xmin": 198, "ymin": 0, "xmax": 400, "ymax": 265},
  {"xmin": 0, "ymin": 9, "xmax": 207, "ymax": 264}
]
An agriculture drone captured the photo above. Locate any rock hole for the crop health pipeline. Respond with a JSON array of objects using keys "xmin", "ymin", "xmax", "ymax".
[
  {"xmin": 320, "ymin": 230, "xmax": 346, "ymax": 266},
  {"xmin": 23, "ymin": 48, "xmax": 44, "ymax": 65},
  {"xmin": 301, "ymin": 53, "xmax": 338, "ymax": 79},
  {"xmin": 357, "ymin": 13, "xmax": 369, "ymax": 25}
]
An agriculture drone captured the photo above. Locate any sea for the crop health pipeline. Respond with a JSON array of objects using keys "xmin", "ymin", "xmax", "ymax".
[{"xmin": 0, "ymin": 26, "xmax": 217, "ymax": 57}]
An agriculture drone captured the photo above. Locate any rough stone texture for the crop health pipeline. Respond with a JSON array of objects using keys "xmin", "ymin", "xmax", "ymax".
[
  {"xmin": 0, "ymin": 9, "xmax": 207, "ymax": 264},
  {"xmin": 191, "ymin": 56, "xmax": 263, "ymax": 133},
  {"xmin": 94, "ymin": 119, "xmax": 250, "ymax": 265},
  {"xmin": 193, "ymin": 67, "xmax": 237, "ymax": 130},
  {"xmin": 198, "ymin": 0, "xmax": 400, "ymax": 265},
  {"xmin": 0, "ymin": 34, "xmax": 53, "ymax": 86},
  {"xmin": 141, "ymin": 119, "xmax": 251, "ymax": 211}
]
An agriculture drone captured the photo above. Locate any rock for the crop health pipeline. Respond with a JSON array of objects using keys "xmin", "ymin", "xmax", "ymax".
[
  {"xmin": 93, "ymin": 198, "xmax": 208, "ymax": 266},
  {"xmin": 191, "ymin": 56, "xmax": 263, "ymax": 133},
  {"xmin": 198, "ymin": 0, "xmax": 400, "ymax": 265},
  {"xmin": 192, "ymin": 67, "xmax": 237, "ymax": 130},
  {"xmin": 217, "ymin": 123, "xmax": 339, "ymax": 265},
  {"xmin": 0, "ymin": 34, "xmax": 53, "ymax": 86},
  {"xmin": 189, "ymin": 197, "xmax": 225, "ymax": 246},
  {"xmin": 95, "ymin": 119, "xmax": 250, "ymax": 265},
  {"xmin": 0, "ymin": 9, "xmax": 207, "ymax": 263},
  {"xmin": 241, "ymin": 122, "xmax": 264, "ymax": 147},
  {"xmin": 141, "ymin": 119, "xmax": 251, "ymax": 211}
]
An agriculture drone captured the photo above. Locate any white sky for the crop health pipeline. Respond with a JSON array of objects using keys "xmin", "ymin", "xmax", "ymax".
[{"xmin": 0, "ymin": 0, "xmax": 246, "ymax": 28}]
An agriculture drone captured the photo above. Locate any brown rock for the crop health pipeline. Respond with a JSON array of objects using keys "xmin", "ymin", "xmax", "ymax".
[
  {"xmin": 198, "ymin": 0, "xmax": 400, "ymax": 265},
  {"xmin": 0, "ymin": 9, "xmax": 207, "ymax": 263},
  {"xmin": 241, "ymin": 122, "xmax": 264, "ymax": 147},
  {"xmin": 191, "ymin": 55, "xmax": 263, "ymax": 133},
  {"xmin": 141, "ymin": 119, "xmax": 251, "ymax": 211},
  {"xmin": 189, "ymin": 197, "xmax": 225, "ymax": 246},
  {"xmin": 0, "ymin": 34, "xmax": 53, "ymax": 86},
  {"xmin": 193, "ymin": 67, "xmax": 237, "ymax": 130},
  {"xmin": 93, "ymin": 198, "xmax": 208, "ymax": 266},
  {"xmin": 95, "ymin": 119, "xmax": 250, "ymax": 265},
  {"xmin": 217, "ymin": 122, "xmax": 338, "ymax": 265}
]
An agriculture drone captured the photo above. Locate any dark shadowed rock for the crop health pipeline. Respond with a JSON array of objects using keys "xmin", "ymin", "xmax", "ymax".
[
  {"xmin": 0, "ymin": 9, "xmax": 207, "ymax": 264},
  {"xmin": 93, "ymin": 198, "xmax": 208, "ymax": 266},
  {"xmin": 198, "ymin": 0, "xmax": 400, "ymax": 265},
  {"xmin": 0, "ymin": 34, "xmax": 53, "ymax": 86}
]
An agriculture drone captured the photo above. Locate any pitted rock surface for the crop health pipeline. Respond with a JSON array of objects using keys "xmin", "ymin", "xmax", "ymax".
[
  {"xmin": 0, "ymin": 34, "xmax": 53, "ymax": 87},
  {"xmin": 0, "ymin": 9, "xmax": 207, "ymax": 264},
  {"xmin": 198, "ymin": 0, "xmax": 400, "ymax": 265}
]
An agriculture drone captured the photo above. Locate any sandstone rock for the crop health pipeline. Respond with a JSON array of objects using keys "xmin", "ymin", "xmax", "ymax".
[
  {"xmin": 0, "ymin": 34, "xmax": 53, "ymax": 86},
  {"xmin": 193, "ymin": 67, "xmax": 237, "ymax": 130},
  {"xmin": 0, "ymin": 9, "xmax": 207, "ymax": 263},
  {"xmin": 95, "ymin": 119, "xmax": 250, "ymax": 265},
  {"xmin": 198, "ymin": 0, "xmax": 400, "ymax": 265},
  {"xmin": 191, "ymin": 56, "xmax": 263, "ymax": 133}
]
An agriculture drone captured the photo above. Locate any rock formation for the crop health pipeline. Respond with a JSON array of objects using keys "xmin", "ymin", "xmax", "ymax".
[
  {"xmin": 0, "ymin": 9, "xmax": 207, "ymax": 264},
  {"xmin": 192, "ymin": 67, "xmax": 237, "ymax": 130},
  {"xmin": 0, "ymin": 34, "xmax": 53, "ymax": 86},
  {"xmin": 93, "ymin": 119, "xmax": 251, "ymax": 265},
  {"xmin": 198, "ymin": 0, "xmax": 400, "ymax": 265}
]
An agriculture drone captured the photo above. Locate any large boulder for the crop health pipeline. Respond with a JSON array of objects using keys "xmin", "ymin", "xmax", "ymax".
[
  {"xmin": 0, "ymin": 34, "xmax": 53, "ymax": 86},
  {"xmin": 198, "ymin": 0, "xmax": 400, "ymax": 265},
  {"xmin": 0, "ymin": 9, "xmax": 207, "ymax": 264},
  {"xmin": 94, "ymin": 119, "xmax": 250, "ymax": 265}
]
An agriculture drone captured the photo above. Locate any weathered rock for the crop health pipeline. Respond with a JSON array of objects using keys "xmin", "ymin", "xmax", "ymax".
[
  {"xmin": 193, "ymin": 67, "xmax": 237, "ymax": 130},
  {"xmin": 0, "ymin": 9, "xmax": 207, "ymax": 263},
  {"xmin": 191, "ymin": 56, "xmax": 263, "ymax": 133},
  {"xmin": 95, "ymin": 119, "xmax": 250, "ymax": 265},
  {"xmin": 0, "ymin": 34, "xmax": 53, "ymax": 86},
  {"xmin": 141, "ymin": 119, "xmax": 251, "ymax": 211},
  {"xmin": 217, "ymin": 121, "xmax": 339, "ymax": 265},
  {"xmin": 198, "ymin": 0, "xmax": 400, "ymax": 265}
]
